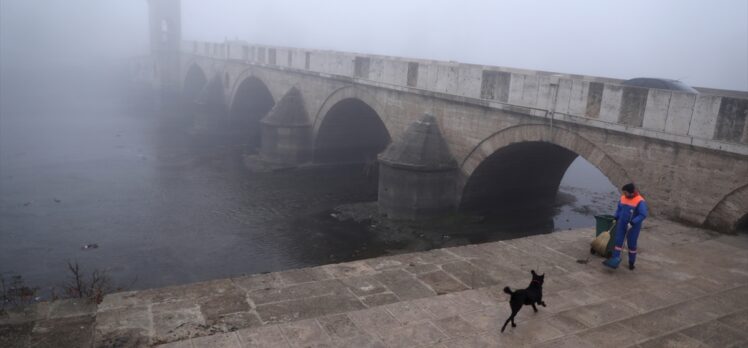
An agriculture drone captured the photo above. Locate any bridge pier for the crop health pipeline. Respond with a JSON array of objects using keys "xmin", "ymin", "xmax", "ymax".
[
  {"xmin": 258, "ymin": 87, "xmax": 312, "ymax": 166},
  {"xmin": 378, "ymin": 114, "xmax": 458, "ymax": 220}
]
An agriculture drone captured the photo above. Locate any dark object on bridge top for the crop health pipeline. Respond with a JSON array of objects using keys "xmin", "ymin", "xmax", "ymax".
[
  {"xmin": 261, "ymin": 87, "xmax": 310, "ymax": 126},
  {"xmin": 379, "ymin": 114, "xmax": 457, "ymax": 171},
  {"xmin": 622, "ymin": 78, "xmax": 699, "ymax": 94}
]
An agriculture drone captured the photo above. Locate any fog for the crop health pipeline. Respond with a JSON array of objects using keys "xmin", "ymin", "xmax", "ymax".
[
  {"xmin": 183, "ymin": 0, "xmax": 748, "ymax": 90},
  {"xmin": 1, "ymin": 0, "xmax": 747, "ymax": 90},
  {"xmin": 0, "ymin": 0, "xmax": 746, "ymax": 296}
]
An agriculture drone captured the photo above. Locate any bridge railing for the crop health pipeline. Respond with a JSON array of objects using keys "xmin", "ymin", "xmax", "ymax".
[{"xmin": 182, "ymin": 40, "xmax": 748, "ymax": 152}]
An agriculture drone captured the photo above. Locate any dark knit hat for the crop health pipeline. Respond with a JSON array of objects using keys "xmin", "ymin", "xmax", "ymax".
[{"xmin": 622, "ymin": 183, "xmax": 636, "ymax": 193}]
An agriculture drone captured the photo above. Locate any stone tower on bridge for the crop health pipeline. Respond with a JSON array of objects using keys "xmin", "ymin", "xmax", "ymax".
[{"xmin": 147, "ymin": 0, "xmax": 181, "ymax": 103}]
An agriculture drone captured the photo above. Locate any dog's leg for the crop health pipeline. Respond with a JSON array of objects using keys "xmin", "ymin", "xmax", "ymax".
[
  {"xmin": 501, "ymin": 307, "xmax": 520, "ymax": 332},
  {"xmin": 532, "ymin": 303, "xmax": 538, "ymax": 312},
  {"xmin": 540, "ymin": 301, "xmax": 547, "ymax": 307},
  {"xmin": 501, "ymin": 316, "xmax": 512, "ymax": 332}
]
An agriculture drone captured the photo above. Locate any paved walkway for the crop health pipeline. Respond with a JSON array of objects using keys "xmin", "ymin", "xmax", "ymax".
[{"xmin": 2, "ymin": 218, "xmax": 747, "ymax": 347}]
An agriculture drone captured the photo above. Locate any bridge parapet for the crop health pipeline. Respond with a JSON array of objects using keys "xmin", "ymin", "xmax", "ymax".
[{"xmin": 181, "ymin": 40, "xmax": 748, "ymax": 156}]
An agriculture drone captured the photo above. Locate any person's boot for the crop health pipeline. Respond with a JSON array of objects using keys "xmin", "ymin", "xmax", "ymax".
[
  {"xmin": 628, "ymin": 263, "xmax": 635, "ymax": 271},
  {"xmin": 602, "ymin": 257, "xmax": 621, "ymax": 269}
]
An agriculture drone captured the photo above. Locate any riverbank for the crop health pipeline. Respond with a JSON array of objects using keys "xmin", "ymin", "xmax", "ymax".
[{"xmin": 2, "ymin": 218, "xmax": 747, "ymax": 347}]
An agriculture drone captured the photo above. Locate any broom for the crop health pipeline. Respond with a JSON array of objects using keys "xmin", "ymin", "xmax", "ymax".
[{"xmin": 591, "ymin": 221, "xmax": 616, "ymax": 257}]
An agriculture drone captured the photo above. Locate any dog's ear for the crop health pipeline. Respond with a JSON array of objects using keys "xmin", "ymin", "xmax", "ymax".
[{"xmin": 531, "ymin": 270, "xmax": 537, "ymax": 276}]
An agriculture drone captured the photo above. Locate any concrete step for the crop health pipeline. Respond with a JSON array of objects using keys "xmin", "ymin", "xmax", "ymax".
[{"xmin": 3, "ymin": 218, "xmax": 747, "ymax": 347}]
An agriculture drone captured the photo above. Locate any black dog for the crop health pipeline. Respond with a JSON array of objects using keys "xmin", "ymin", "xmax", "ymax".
[{"xmin": 500, "ymin": 270, "xmax": 546, "ymax": 332}]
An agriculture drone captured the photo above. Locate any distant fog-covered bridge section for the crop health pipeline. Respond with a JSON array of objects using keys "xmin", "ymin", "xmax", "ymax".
[{"xmin": 134, "ymin": 0, "xmax": 747, "ymax": 233}]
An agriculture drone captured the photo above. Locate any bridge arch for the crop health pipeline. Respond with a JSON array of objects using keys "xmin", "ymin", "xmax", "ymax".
[
  {"xmin": 458, "ymin": 124, "xmax": 629, "ymax": 213},
  {"xmin": 705, "ymin": 184, "xmax": 748, "ymax": 233},
  {"xmin": 182, "ymin": 63, "xmax": 207, "ymax": 104},
  {"xmin": 312, "ymin": 87, "xmax": 391, "ymax": 163},
  {"xmin": 229, "ymin": 71, "xmax": 276, "ymax": 148}
]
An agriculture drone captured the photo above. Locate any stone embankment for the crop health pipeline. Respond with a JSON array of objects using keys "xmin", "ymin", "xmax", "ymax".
[{"xmin": 2, "ymin": 218, "xmax": 747, "ymax": 347}]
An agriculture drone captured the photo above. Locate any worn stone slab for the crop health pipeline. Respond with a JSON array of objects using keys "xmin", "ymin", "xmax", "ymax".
[
  {"xmin": 317, "ymin": 314, "xmax": 366, "ymax": 340},
  {"xmin": 249, "ymin": 279, "xmax": 344, "ymax": 305},
  {"xmin": 433, "ymin": 315, "xmax": 480, "ymax": 338},
  {"xmin": 543, "ymin": 314, "xmax": 589, "ymax": 334},
  {"xmin": 678, "ymin": 320, "xmax": 748, "ymax": 347},
  {"xmin": 95, "ymin": 306, "xmax": 151, "ymax": 334},
  {"xmin": 278, "ymin": 318, "xmax": 332, "ymax": 347},
  {"xmin": 339, "ymin": 276, "xmax": 388, "ymax": 297},
  {"xmin": 495, "ymin": 316, "xmax": 565, "ymax": 346},
  {"xmin": 442, "ymin": 333, "xmax": 501, "ymax": 348},
  {"xmin": 94, "ymin": 328, "xmax": 151, "ymax": 348},
  {"xmin": 322, "ymin": 261, "xmax": 377, "ymax": 279},
  {"xmin": 458, "ymin": 307, "xmax": 505, "ymax": 332},
  {"xmin": 364, "ymin": 254, "xmax": 411, "ymax": 271},
  {"xmin": 29, "ymin": 315, "xmax": 95, "ymax": 348},
  {"xmin": 137, "ymin": 279, "xmax": 239, "ymax": 304},
  {"xmin": 373, "ymin": 270, "xmax": 436, "ymax": 301},
  {"xmin": 190, "ymin": 331, "xmax": 241, "ymax": 348},
  {"xmin": 616, "ymin": 307, "xmax": 691, "ymax": 341},
  {"xmin": 152, "ymin": 300, "xmax": 206, "ymax": 344},
  {"xmin": 155, "ymin": 339, "xmax": 193, "ymax": 348},
  {"xmin": 199, "ymin": 293, "xmax": 251, "ymax": 322},
  {"xmin": 47, "ymin": 298, "xmax": 97, "ymax": 319},
  {"xmin": 379, "ymin": 321, "xmax": 448, "ymax": 348},
  {"xmin": 411, "ymin": 294, "xmax": 477, "ymax": 320},
  {"xmin": 235, "ymin": 325, "xmax": 290, "ymax": 348},
  {"xmin": 576, "ymin": 322, "xmax": 645, "ymax": 347},
  {"xmin": 718, "ymin": 309, "xmax": 748, "ymax": 332},
  {"xmin": 361, "ymin": 293, "xmax": 400, "ymax": 307},
  {"xmin": 534, "ymin": 334, "xmax": 595, "ymax": 348},
  {"xmin": 255, "ymin": 292, "xmax": 364, "ymax": 324},
  {"xmin": 209, "ymin": 311, "xmax": 262, "ymax": 332},
  {"xmin": 558, "ymin": 300, "xmax": 638, "ymax": 328},
  {"xmin": 231, "ymin": 273, "xmax": 284, "ymax": 292},
  {"xmin": 333, "ymin": 334, "xmax": 388, "ymax": 348},
  {"xmin": 417, "ymin": 271, "xmax": 469, "ymax": 295},
  {"xmin": 441, "ymin": 261, "xmax": 500, "ymax": 289},
  {"xmin": 638, "ymin": 332, "xmax": 705, "ymax": 348},
  {"xmin": 464, "ymin": 258, "xmax": 527, "ymax": 285},
  {"xmin": 346, "ymin": 308, "xmax": 401, "ymax": 337},
  {"xmin": 411, "ymin": 249, "xmax": 459, "ymax": 265},
  {"xmin": 98, "ymin": 291, "xmax": 148, "ymax": 312},
  {"xmin": 538, "ymin": 291, "xmax": 579, "ymax": 314},
  {"xmin": 0, "ymin": 302, "xmax": 49, "ymax": 325},
  {"xmin": 383, "ymin": 301, "xmax": 433, "ymax": 325},
  {"xmin": 276, "ymin": 267, "xmax": 332, "ymax": 285},
  {"xmin": 402, "ymin": 262, "xmax": 439, "ymax": 275},
  {"xmin": 455, "ymin": 289, "xmax": 499, "ymax": 308}
]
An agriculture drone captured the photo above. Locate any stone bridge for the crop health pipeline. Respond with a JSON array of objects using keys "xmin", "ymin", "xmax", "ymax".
[{"xmin": 136, "ymin": 0, "xmax": 748, "ymax": 233}]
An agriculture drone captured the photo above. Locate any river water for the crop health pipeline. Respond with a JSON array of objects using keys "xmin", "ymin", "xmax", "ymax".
[{"xmin": 0, "ymin": 70, "xmax": 617, "ymax": 296}]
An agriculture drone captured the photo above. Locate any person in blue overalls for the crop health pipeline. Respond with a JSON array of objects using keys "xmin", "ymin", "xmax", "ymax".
[{"xmin": 603, "ymin": 183, "xmax": 648, "ymax": 270}]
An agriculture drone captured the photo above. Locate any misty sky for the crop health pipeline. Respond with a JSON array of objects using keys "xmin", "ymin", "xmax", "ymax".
[{"xmin": 1, "ymin": 0, "xmax": 746, "ymax": 90}]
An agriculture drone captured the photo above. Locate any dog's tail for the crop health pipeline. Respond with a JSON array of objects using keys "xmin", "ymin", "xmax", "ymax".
[{"xmin": 503, "ymin": 286, "xmax": 513, "ymax": 295}]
